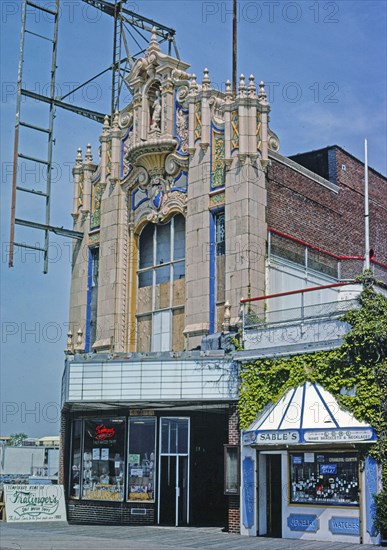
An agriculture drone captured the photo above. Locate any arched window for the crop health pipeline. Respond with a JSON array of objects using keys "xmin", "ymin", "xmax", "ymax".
[{"xmin": 137, "ymin": 214, "xmax": 185, "ymax": 352}]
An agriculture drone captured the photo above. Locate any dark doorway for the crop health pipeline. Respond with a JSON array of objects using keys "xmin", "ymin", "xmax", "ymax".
[
  {"xmin": 266, "ymin": 454, "xmax": 282, "ymax": 537},
  {"xmin": 190, "ymin": 410, "xmax": 228, "ymax": 526},
  {"xmin": 159, "ymin": 456, "xmax": 177, "ymax": 525}
]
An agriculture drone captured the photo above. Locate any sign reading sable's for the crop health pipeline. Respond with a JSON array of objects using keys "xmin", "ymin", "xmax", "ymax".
[
  {"xmin": 243, "ymin": 430, "xmax": 299, "ymax": 444},
  {"xmin": 4, "ymin": 485, "xmax": 67, "ymax": 523}
]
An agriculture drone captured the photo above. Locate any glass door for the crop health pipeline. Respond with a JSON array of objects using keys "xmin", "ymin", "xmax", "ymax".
[{"xmin": 158, "ymin": 417, "xmax": 190, "ymax": 526}]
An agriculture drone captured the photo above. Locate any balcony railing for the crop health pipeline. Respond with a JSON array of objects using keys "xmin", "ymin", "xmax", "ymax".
[
  {"xmin": 240, "ymin": 282, "xmax": 361, "ymax": 354},
  {"xmin": 243, "ymin": 298, "xmax": 359, "ymax": 330}
]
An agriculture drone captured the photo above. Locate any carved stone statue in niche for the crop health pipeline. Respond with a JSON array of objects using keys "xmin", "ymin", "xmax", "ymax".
[
  {"xmin": 149, "ymin": 174, "xmax": 170, "ymax": 210},
  {"xmin": 150, "ymin": 90, "xmax": 162, "ymax": 132}
]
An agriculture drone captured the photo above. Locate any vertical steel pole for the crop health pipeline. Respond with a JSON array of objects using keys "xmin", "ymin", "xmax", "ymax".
[
  {"xmin": 232, "ymin": 0, "xmax": 237, "ymax": 96},
  {"xmin": 111, "ymin": 0, "xmax": 119, "ymax": 117},
  {"xmin": 44, "ymin": 0, "xmax": 60, "ymax": 273},
  {"xmin": 364, "ymin": 139, "xmax": 370, "ymax": 270},
  {"xmin": 9, "ymin": 0, "xmax": 27, "ymax": 268}
]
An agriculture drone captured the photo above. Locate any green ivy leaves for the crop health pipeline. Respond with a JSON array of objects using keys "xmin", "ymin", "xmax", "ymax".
[{"xmin": 238, "ymin": 283, "xmax": 387, "ymax": 534}]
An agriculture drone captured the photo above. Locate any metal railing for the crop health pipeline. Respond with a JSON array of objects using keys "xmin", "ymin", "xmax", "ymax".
[
  {"xmin": 268, "ymin": 228, "xmax": 387, "ymax": 283},
  {"xmin": 241, "ymin": 282, "xmax": 358, "ymax": 337}
]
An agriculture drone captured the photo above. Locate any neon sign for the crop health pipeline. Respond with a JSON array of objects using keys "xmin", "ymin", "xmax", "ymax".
[{"xmin": 95, "ymin": 424, "xmax": 115, "ymax": 441}]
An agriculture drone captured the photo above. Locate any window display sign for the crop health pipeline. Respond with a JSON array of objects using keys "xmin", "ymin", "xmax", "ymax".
[
  {"xmin": 82, "ymin": 418, "xmax": 125, "ymax": 501},
  {"xmin": 128, "ymin": 454, "xmax": 141, "ymax": 466},
  {"xmin": 290, "ymin": 452, "xmax": 359, "ymax": 506},
  {"xmin": 329, "ymin": 516, "xmax": 360, "ymax": 536},
  {"xmin": 4, "ymin": 485, "xmax": 67, "ymax": 523},
  {"xmin": 320, "ymin": 464, "xmax": 337, "ymax": 475},
  {"xmin": 287, "ymin": 514, "xmax": 319, "ymax": 532},
  {"xmin": 304, "ymin": 453, "xmax": 315, "ymax": 463},
  {"xmin": 304, "ymin": 429, "xmax": 374, "ymax": 443},
  {"xmin": 100, "ymin": 448, "xmax": 109, "ymax": 461},
  {"xmin": 127, "ymin": 417, "xmax": 156, "ymax": 502}
]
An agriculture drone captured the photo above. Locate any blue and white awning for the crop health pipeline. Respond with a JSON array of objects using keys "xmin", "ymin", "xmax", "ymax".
[{"xmin": 242, "ymin": 382, "xmax": 376, "ymax": 446}]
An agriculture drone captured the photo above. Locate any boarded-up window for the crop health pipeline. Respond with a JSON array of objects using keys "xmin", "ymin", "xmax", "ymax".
[{"xmin": 137, "ymin": 215, "xmax": 186, "ymax": 352}]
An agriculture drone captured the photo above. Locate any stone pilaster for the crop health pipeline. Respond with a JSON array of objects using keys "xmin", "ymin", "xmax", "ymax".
[
  {"xmin": 72, "ymin": 148, "xmax": 83, "ymax": 224},
  {"xmin": 258, "ymin": 81, "xmax": 270, "ymax": 167},
  {"xmin": 82, "ymin": 144, "xmax": 97, "ymax": 218},
  {"xmin": 200, "ymin": 68, "xmax": 211, "ymax": 150},
  {"xmin": 225, "ymin": 154, "xmax": 267, "ymax": 323},
  {"xmin": 99, "ymin": 115, "xmax": 110, "ymax": 185}
]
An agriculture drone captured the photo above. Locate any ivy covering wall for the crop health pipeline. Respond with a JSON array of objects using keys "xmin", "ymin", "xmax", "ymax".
[{"xmin": 238, "ymin": 278, "xmax": 387, "ymax": 533}]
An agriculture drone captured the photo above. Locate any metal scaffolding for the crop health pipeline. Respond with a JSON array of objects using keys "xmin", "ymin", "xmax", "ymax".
[{"xmin": 9, "ymin": 0, "xmax": 179, "ymax": 273}]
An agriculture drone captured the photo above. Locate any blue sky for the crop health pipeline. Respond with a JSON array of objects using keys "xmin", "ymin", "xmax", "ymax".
[{"xmin": 1, "ymin": 0, "xmax": 386, "ymax": 437}]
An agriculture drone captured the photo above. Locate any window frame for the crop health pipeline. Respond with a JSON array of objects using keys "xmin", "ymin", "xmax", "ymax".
[
  {"xmin": 137, "ymin": 215, "xmax": 185, "ymax": 352},
  {"xmin": 127, "ymin": 416, "xmax": 157, "ymax": 503},
  {"xmin": 224, "ymin": 444, "xmax": 240, "ymax": 496},
  {"xmin": 288, "ymin": 451, "xmax": 360, "ymax": 507}
]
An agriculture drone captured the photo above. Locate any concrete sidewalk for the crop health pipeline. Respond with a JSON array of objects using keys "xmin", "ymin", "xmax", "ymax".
[{"xmin": 0, "ymin": 523, "xmax": 378, "ymax": 550}]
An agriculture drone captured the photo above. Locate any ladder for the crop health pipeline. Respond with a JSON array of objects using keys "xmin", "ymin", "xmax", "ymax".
[
  {"xmin": 9, "ymin": 0, "xmax": 88, "ymax": 273},
  {"xmin": 9, "ymin": 0, "xmax": 60, "ymax": 273},
  {"xmin": 9, "ymin": 0, "xmax": 179, "ymax": 273}
]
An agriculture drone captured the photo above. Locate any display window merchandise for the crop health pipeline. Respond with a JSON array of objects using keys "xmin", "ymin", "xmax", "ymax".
[
  {"xmin": 82, "ymin": 418, "xmax": 126, "ymax": 501},
  {"xmin": 290, "ymin": 452, "xmax": 359, "ymax": 506},
  {"xmin": 127, "ymin": 417, "xmax": 156, "ymax": 502},
  {"xmin": 69, "ymin": 416, "xmax": 158, "ymax": 503}
]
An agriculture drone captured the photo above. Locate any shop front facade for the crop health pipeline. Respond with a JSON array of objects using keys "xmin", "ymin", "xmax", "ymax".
[
  {"xmin": 61, "ymin": 354, "xmax": 238, "ymax": 526},
  {"xmin": 59, "ymin": 26, "xmax": 387, "ymax": 532},
  {"xmin": 240, "ymin": 382, "xmax": 380, "ymax": 545}
]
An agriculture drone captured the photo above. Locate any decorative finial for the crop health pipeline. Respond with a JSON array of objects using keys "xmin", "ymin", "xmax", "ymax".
[
  {"xmin": 202, "ymin": 68, "xmax": 211, "ymax": 91},
  {"xmin": 85, "ymin": 143, "xmax": 93, "ymax": 162},
  {"xmin": 225, "ymin": 79, "xmax": 233, "ymax": 103},
  {"xmin": 258, "ymin": 80, "xmax": 268, "ymax": 104},
  {"xmin": 238, "ymin": 74, "xmax": 246, "ymax": 98},
  {"xmin": 76, "ymin": 147, "xmax": 82, "ymax": 166},
  {"xmin": 222, "ymin": 301, "xmax": 231, "ymax": 333},
  {"xmin": 189, "ymin": 74, "xmax": 199, "ymax": 95},
  {"xmin": 147, "ymin": 26, "xmax": 160, "ymax": 53},
  {"xmin": 103, "ymin": 114, "xmax": 110, "ymax": 134},
  {"xmin": 65, "ymin": 330, "xmax": 74, "ymax": 355},
  {"xmin": 113, "ymin": 110, "xmax": 119, "ymax": 129},
  {"xmin": 74, "ymin": 328, "xmax": 84, "ymax": 353},
  {"xmin": 248, "ymin": 74, "xmax": 256, "ymax": 98}
]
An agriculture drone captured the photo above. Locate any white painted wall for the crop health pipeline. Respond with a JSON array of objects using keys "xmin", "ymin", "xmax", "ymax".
[
  {"xmin": 241, "ymin": 448, "xmax": 368, "ymax": 545},
  {"xmin": 0, "ymin": 446, "xmax": 45, "ymax": 475}
]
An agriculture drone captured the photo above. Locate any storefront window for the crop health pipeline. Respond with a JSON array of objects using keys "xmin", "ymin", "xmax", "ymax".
[
  {"xmin": 224, "ymin": 445, "xmax": 240, "ymax": 495},
  {"xmin": 82, "ymin": 418, "xmax": 125, "ymax": 501},
  {"xmin": 127, "ymin": 417, "xmax": 156, "ymax": 501},
  {"xmin": 290, "ymin": 452, "xmax": 359, "ymax": 506},
  {"xmin": 160, "ymin": 417, "xmax": 189, "ymax": 455},
  {"xmin": 69, "ymin": 420, "xmax": 82, "ymax": 499}
]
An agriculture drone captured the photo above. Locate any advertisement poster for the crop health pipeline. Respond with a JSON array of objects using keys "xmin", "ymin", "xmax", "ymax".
[
  {"xmin": 92, "ymin": 448, "xmax": 100, "ymax": 460},
  {"xmin": 4, "ymin": 485, "xmax": 67, "ymax": 523},
  {"xmin": 100, "ymin": 448, "xmax": 109, "ymax": 461}
]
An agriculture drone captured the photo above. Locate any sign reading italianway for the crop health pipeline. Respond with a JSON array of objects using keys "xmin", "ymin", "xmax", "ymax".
[{"xmin": 4, "ymin": 485, "xmax": 67, "ymax": 523}]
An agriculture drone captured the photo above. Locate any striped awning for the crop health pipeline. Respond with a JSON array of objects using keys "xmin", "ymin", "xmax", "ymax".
[{"xmin": 242, "ymin": 382, "xmax": 376, "ymax": 446}]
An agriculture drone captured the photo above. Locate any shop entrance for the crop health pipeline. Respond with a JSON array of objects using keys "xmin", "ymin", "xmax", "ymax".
[
  {"xmin": 157, "ymin": 417, "xmax": 190, "ymax": 526},
  {"xmin": 266, "ymin": 454, "xmax": 282, "ymax": 537}
]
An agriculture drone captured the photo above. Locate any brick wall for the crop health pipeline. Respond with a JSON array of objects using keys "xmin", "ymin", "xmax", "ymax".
[
  {"xmin": 227, "ymin": 404, "xmax": 240, "ymax": 533},
  {"xmin": 67, "ymin": 500, "xmax": 154, "ymax": 525},
  {"xmin": 267, "ymin": 148, "xmax": 387, "ymax": 265},
  {"xmin": 58, "ymin": 412, "xmax": 67, "ymax": 486}
]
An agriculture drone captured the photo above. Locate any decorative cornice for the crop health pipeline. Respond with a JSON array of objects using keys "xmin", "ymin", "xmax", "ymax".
[{"xmin": 126, "ymin": 138, "xmax": 178, "ymax": 176}]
